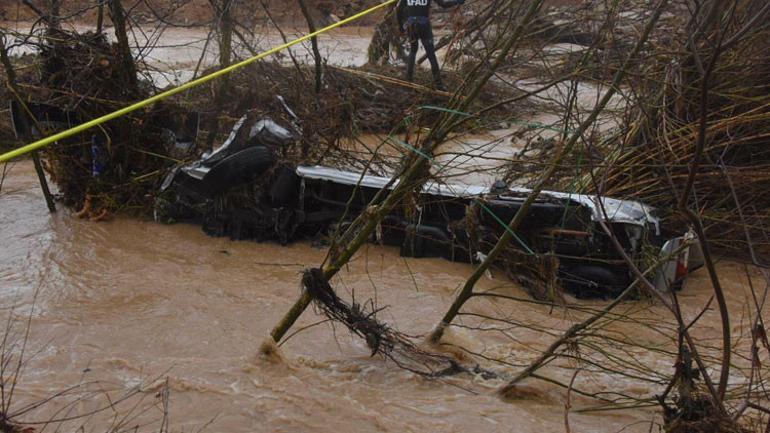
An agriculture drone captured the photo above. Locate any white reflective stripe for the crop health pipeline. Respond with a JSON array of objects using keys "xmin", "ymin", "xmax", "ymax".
[{"xmin": 295, "ymin": 165, "xmax": 661, "ymax": 228}]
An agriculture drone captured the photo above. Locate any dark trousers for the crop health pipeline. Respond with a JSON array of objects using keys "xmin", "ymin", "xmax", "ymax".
[{"xmin": 406, "ymin": 20, "xmax": 442, "ymax": 84}]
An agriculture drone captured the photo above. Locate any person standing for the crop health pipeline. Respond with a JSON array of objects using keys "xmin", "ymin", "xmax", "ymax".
[{"xmin": 396, "ymin": 0, "xmax": 465, "ymax": 91}]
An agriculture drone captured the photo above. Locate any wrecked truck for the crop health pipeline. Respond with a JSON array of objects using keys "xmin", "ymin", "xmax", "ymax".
[
  {"xmin": 8, "ymin": 100, "xmax": 702, "ymax": 297},
  {"xmin": 154, "ymin": 115, "xmax": 703, "ymax": 298}
]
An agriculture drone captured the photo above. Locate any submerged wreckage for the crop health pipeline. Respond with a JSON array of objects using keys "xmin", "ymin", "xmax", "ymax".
[
  {"xmin": 10, "ymin": 101, "xmax": 701, "ymax": 297},
  {"xmin": 153, "ymin": 113, "xmax": 704, "ymax": 298}
]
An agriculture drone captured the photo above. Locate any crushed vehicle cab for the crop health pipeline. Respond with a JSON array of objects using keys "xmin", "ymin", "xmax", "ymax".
[{"xmin": 156, "ymin": 115, "xmax": 703, "ymax": 298}]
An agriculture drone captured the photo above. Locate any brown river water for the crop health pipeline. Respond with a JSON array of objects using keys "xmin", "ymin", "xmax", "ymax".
[
  {"xmin": 1, "ymin": 22, "xmax": 766, "ymax": 433},
  {"xmin": 0, "ymin": 158, "xmax": 766, "ymax": 432}
]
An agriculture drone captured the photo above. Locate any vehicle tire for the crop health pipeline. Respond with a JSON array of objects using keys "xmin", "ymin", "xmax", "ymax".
[
  {"xmin": 201, "ymin": 146, "xmax": 275, "ymax": 195},
  {"xmin": 569, "ymin": 265, "xmax": 628, "ymax": 299},
  {"xmin": 400, "ymin": 224, "xmax": 450, "ymax": 259}
]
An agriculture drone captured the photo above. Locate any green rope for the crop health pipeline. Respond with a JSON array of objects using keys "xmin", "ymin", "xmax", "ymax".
[{"xmin": 385, "ymin": 107, "xmax": 541, "ymax": 255}]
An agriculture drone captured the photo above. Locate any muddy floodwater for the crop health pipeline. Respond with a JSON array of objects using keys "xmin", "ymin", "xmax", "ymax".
[
  {"xmin": 0, "ymin": 157, "xmax": 764, "ymax": 432},
  {"xmin": 1, "ymin": 21, "xmax": 765, "ymax": 433}
]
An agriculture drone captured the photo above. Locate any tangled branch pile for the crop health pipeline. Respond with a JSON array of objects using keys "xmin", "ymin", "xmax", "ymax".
[
  {"xmin": 302, "ymin": 267, "xmax": 495, "ymax": 378},
  {"xmin": 16, "ymin": 28, "xmax": 196, "ymax": 214},
  {"xmin": 184, "ymin": 61, "xmax": 517, "ymax": 165},
  {"xmin": 598, "ymin": 0, "xmax": 770, "ymax": 254},
  {"xmin": 663, "ymin": 393, "xmax": 749, "ymax": 433},
  {"xmin": 9, "ymin": 25, "xmax": 517, "ymax": 215}
]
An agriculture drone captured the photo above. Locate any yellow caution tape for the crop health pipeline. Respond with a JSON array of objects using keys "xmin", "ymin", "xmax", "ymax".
[{"xmin": 0, "ymin": 0, "xmax": 396, "ymax": 163}]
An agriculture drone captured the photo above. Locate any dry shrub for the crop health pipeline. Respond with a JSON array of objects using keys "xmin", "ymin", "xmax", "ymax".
[{"xmin": 600, "ymin": 0, "xmax": 770, "ymax": 254}]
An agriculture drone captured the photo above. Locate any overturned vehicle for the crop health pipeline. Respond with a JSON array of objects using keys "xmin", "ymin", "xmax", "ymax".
[{"xmin": 155, "ymin": 116, "xmax": 703, "ymax": 298}]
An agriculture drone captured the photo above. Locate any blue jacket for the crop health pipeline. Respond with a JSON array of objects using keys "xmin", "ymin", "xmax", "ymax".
[{"xmin": 396, "ymin": 0, "xmax": 462, "ymax": 30}]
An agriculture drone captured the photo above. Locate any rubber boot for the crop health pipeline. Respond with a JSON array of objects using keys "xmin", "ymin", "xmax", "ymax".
[
  {"xmin": 406, "ymin": 43, "xmax": 418, "ymax": 82},
  {"xmin": 433, "ymin": 73, "xmax": 446, "ymax": 91}
]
